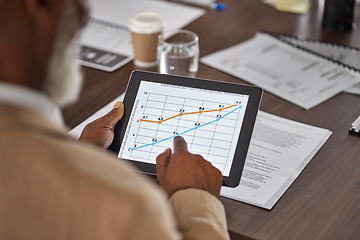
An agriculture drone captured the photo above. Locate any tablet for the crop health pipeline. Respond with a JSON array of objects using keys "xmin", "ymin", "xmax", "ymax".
[{"xmin": 109, "ymin": 71, "xmax": 262, "ymax": 187}]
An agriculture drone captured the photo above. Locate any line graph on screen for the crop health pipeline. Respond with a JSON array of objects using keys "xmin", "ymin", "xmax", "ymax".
[
  {"xmin": 132, "ymin": 103, "xmax": 242, "ymax": 151},
  {"xmin": 119, "ymin": 81, "xmax": 249, "ymax": 175}
]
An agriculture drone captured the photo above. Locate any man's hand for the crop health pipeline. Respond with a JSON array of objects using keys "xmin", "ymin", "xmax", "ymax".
[
  {"xmin": 156, "ymin": 136, "xmax": 223, "ymax": 198},
  {"xmin": 79, "ymin": 101, "xmax": 124, "ymax": 149}
]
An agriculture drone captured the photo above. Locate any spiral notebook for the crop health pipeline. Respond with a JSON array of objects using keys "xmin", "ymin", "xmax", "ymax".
[
  {"xmin": 79, "ymin": 18, "xmax": 133, "ymax": 72},
  {"xmin": 275, "ymin": 33, "xmax": 360, "ymax": 71},
  {"xmin": 78, "ymin": 0, "xmax": 205, "ymax": 72},
  {"xmin": 201, "ymin": 32, "xmax": 360, "ymax": 109},
  {"xmin": 274, "ymin": 33, "xmax": 360, "ymax": 95}
]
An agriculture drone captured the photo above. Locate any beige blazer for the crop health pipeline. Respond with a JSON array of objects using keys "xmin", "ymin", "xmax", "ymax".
[{"xmin": 0, "ymin": 103, "xmax": 229, "ymax": 240}]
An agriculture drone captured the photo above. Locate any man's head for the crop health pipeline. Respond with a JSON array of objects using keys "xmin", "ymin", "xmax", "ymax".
[{"xmin": 0, "ymin": 0, "xmax": 88, "ymax": 106}]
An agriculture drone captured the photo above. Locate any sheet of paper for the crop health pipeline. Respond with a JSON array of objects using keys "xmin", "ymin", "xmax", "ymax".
[
  {"xmin": 280, "ymin": 35, "xmax": 360, "ymax": 95},
  {"xmin": 201, "ymin": 33, "xmax": 360, "ymax": 109},
  {"xmin": 344, "ymin": 83, "xmax": 360, "ymax": 95},
  {"xmin": 221, "ymin": 111, "xmax": 332, "ymax": 209},
  {"xmin": 68, "ymin": 93, "xmax": 125, "ymax": 139},
  {"xmin": 88, "ymin": 0, "xmax": 205, "ymax": 32},
  {"xmin": 79, "ymin": 0, "xmax": 205, "ymax": 71}
]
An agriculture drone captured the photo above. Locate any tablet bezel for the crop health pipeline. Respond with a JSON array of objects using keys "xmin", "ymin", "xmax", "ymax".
[{"xmin": 109, "ymin": 71, "xmax": 262, "ymax": 187}]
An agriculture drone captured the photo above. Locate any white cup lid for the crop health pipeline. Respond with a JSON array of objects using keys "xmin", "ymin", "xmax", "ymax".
[{"xmin": 128, "ymin": 12, "xmax": 164, "ymax": 34}]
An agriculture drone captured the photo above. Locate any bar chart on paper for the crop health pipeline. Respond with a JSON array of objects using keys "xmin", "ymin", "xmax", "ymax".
[{"xmin": 119, "ymin": 81, "xmax": 249, "ymax": 175}]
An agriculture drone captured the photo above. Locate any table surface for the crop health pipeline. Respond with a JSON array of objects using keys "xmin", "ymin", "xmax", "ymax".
[{"xmin": 62, "ymin": 1, "xmax": 360, "ymax": 239}]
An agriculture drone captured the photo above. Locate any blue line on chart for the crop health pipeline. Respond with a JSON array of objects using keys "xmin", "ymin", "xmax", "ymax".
[{"xmin": 131, "ymin": 105, "xmax": 242, "ymax": 151}]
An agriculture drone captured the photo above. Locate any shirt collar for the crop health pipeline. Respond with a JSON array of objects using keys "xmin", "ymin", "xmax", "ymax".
[{"xmin": 0, "ymin": 81, "xmax": 64, "ymax": 126}]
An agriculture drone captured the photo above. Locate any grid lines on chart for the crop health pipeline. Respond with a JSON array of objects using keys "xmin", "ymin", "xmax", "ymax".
[{"xmin": 129, "ymin": 92, "xmax": 243, "ymax": 172}]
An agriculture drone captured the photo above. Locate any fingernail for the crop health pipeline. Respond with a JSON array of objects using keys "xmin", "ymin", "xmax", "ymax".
[{"xmin": 113, "ymin": 101, "xmax": 122, "ymax": 109}]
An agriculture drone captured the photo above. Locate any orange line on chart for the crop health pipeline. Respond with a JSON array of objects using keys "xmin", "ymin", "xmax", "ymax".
[{"xmin": 139, "ymin": 104, "xmax": 238, "ymax": 124}]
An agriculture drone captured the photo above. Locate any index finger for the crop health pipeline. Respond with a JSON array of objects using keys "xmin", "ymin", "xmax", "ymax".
[{"xmin": 173, "ymin": 136, "xmax": 188, "ymax": 153}]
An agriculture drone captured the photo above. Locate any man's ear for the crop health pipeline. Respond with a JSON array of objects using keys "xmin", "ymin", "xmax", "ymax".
[
  {"xmin": 23, "ymin": 0, "xmax": 61, "ymax": 21},
  {"xmin": 21, "ymin": 0, "xmax": 64, "ymax": 82},
  {"xmin": 22, "ymin": 0, "xmax": 65, "ymax": 46},
  {"xmin": 24, "ymin": 0, "xmax": 44, "ymax": 17}
]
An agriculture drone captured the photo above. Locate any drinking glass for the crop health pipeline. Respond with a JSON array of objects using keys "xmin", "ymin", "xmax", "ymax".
[{"xmin": 158, "ymin": 30, "xmax": 199, "ymax": 77}]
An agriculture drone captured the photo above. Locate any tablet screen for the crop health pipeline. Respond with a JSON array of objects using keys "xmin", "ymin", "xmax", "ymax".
[{"xmin": 118, "ymin": 80, "xmax": 249, "ymax": 176}]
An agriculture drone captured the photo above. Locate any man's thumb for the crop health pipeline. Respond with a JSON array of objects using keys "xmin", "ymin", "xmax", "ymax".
[
  {"xmin": 101, "ymin": 101, "xmax": 124, "ymax": 128},
  {"xmin": 113, "ymin": 101, "xmax": 123, "ymax": 109}
]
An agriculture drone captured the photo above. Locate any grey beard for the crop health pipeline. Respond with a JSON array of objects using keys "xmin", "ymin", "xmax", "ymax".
[{"xmin": 42, "ymin": 1, "xmax": 83, "ymax": 107}]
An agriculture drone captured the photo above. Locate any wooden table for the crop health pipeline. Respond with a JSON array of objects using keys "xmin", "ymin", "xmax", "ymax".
[{"xmin": 63, "ymin": 0, "xmax": 360, "ymax": 239}]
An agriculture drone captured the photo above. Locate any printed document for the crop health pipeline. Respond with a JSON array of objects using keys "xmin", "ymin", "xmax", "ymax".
[
  {"xmin": 201, "ymin": 33, "xmax": 360, "ymax": 109},
  {"xmin": 345, "ymin": 83, "xmax": 360, "ymax": 95},
  {"xmin": 280, "ymin": 35, "xmax": 360, "ymax": 95},
  {"xmin": 221, "ymin": 111, "xmax": 332, "ymax": 209}
]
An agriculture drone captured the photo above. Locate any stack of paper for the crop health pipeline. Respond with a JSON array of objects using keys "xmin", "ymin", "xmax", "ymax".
[
  {"xmin": 279, "ymin": 35, "xmax": 360, "ymax": 95},
  {"xmin": 201, "ymin": 33, "xmax": 360, "ymax": 109},
  {"xmin": 221, "ymin": 111, "xmax": 331, "ymax": 209}
]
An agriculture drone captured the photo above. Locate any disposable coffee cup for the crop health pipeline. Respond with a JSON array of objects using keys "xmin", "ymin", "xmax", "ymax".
[{"xmin": 128, "ymin": 12, "xmax": 164, "ymax": 68}]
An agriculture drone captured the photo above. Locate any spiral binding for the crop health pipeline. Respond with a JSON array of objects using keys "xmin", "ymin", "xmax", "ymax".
[
  {"xmin": 260, "ymin": 31, "xmax": 360, "ymax": 75},
  {"xmin": 90, "ymin": 17, "xmax": 129, "ymax": 31}
]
